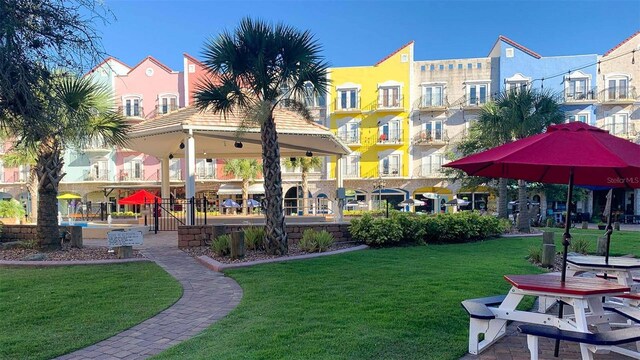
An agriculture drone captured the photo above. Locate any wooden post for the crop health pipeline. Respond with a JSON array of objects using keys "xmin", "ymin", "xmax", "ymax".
[
  {"xmin": 614, "ymin": 222, "xmax": 620, "ymax": 231},
  {"xmin": 542, "ymin": 244, "xmax": 556, "ymax": 268},
  {"xmin": 596, "ymin": 237, "xmax": 608, "ymax": 256},
  {"xmin": 230, "ymin": 231, "xmax": 245, "ymax": 259},
  {"xmin": 117, "ymin": 246, "xmax": 133, "ymax": 259},
  {"xmin": 542, "ymin": 231, "xmax": 554, "ymax": 246},
  {"xmin": 581, "ymin": 221, "xmax": 588, "ymax": 229}
]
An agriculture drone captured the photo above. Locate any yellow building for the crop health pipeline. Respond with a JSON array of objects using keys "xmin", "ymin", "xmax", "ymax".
[{"xmin": 327, "ymin": 42, "xmax": 415, "ymax": 208}]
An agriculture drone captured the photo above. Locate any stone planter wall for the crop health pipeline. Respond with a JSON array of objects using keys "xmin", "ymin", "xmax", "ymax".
[
  {"xmin": 0, "ymin": 224, "xmax": 83, "ymax": 247},
  {"xmin": 178, "ymin": 222, "xmax": 352, "ymax": 248}
]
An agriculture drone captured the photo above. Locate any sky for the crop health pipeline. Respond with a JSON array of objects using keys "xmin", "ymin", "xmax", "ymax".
[{"xmin": 95, "ymin": 0, "xmax": 640, "ymax": 71}]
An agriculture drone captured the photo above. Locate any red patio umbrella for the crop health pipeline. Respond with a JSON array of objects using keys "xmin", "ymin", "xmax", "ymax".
[
  {"xmin": 445, "ymin": 121, "xmax": 640, "ymax": 279},
  {"xmin": 118, "ymin": 190, "xmax": 161, "ymax": 205}
]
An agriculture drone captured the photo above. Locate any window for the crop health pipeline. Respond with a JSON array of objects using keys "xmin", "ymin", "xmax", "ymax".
[
  {"xmin": 477, "ymin": 63, "xmax": 482, "ymax": 69},
  {"xmin": 421, "ymin": 85, "xmax": 444, "ymax": 107},
  {"xmin": 420, "ymin": 65, "xmax": 426, "ymax": 72},
  {"xmin": 379, "ymin": 86, "xmax": 401, "ymax": 108},
  {"xmin": 303, "ymin": 83, "xmax": 326, "ymax": 108},
  {"xmin": 607, "ymin": 77, "xmax": 630, "ymax": 100},
  {"xmin": 341, "ymin": 155, "xmax": 360, "ymax": 178},
  {"xmin": 439, "ymin": 64, "xmax": 444, "ymax": 70},
  {"xmin": 458, "ymin": 64, "xmax": 463, "ymax": 70},
  {"xmin": 448, "ymin": 64, "xmax": 453, "ymax": 70},
  {"xmin": 567, "ymin": 114, "xmax": 589, "ymax": 123},
  {"xmin": 338, "ymin": 89, "xmax": 358, "ymax": 110},
  {"xmin": 505, "ymin": 74, "xmax": 531, "ymax": 93},
  {"xmin": 169, "ymin": 159, "xmax": 181, "ymax": 180},
  {"xmin": 421, "ymin": 153, "xmax": 444, "ymax": 176},
  {"xmin": 379, "ymin": 119, "xmax": 402, "ymax": 143},
  {"xmin": 467, "ymin": 63, "xmax": 472, "ymax": 69},
  {"xmin": 124, "ymin": 159, "xmax": 143, "ymax": 180},
  {"xmin": 424, "ymin": 120, "xmax": 443, "ymax": 141},
  {"xmin": 338, "ymin": 121, "xmax": 360, "ymax": 144},
  {"xmin": 430, "ymin": 65, "xmax": 435, "ymax": 71},
  {"xmin": 90, "ymin": 161, "xmax": 108, "ymax": 181},
  {"xmin": 468, "ymin": 83, "xmax": 488, "ymax": 105},
  {"xmin": 566, "ymin": 78, "xmax": 588, "ymax": 100},
  {"xmin": 605, "ymin": 113, "xmax": 629, "ymax": 135},
  {"xmin": 196, "ymin": 159, "xmax": 215, "ymax": 179},
  {"xmin": 380, "ymin": 154, "xmax": 401, "ymax": 177},
  {"xmin": 158, "ymin": 95, "xmax": 178, "ymax": 114},
  {"xmin": 123, "ymin": 97, "xmax": 142, "ymax": 117}
]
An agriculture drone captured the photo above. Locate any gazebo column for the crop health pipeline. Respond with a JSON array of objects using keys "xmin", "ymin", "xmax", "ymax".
[
  {"xmin": 160, "ymin": 157, "xmax": 170, "ymax": 200},
  {"xmin": 335, "ymin": 155, "xmax": 343, "ymax": 222},
  {"xmin": 184, "ymin": 130, "xmax": 196, "ymax": 225}
]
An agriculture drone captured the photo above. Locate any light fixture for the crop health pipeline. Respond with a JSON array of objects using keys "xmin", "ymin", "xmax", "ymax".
[
  {"xmin": 234, "ymin": 141, "xmax": 243, "ymax": 148},
  {"xmin": 168, "ymin": 153, "xmax": 174, "ymax": 160},
  {"xmin": 179, "ymin": 142, "xmax": 185, "ymax": 149},
  {"xmin": 306, "ymin": 151, "xmax": 313, "ymax": 157},
  {"xmin": 206, "ymin": 158, "xmax": 213, "ymax": 163}
]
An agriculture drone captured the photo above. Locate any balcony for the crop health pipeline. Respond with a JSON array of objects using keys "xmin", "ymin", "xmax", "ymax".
[
  {"xmin": 415, "ymin": 95, "xmax": 448, "ymax": 112},
  {"xmin": 82, "ymin": 139, "xmax": 112, "ymax": 154},
  {"xmin": 377, "ymin": 131, "xmax": 403, "ymax": 145},
  {"xmin": 337, "ymin": 131, "xmax": 361, "ymax": 145},
  {"xmin": 564, "ymin": 87, "xmax": 597, "ymax": 103},
  {"xmin": 601, "ymin": 125, "xmax": 638, "ymax": 140},
  {"xmin": 155, "ymin": 104, "xmax": 179, "ymax": 116},
  {"xmin": 5, "ymin": 171, "xmax": 29, "ymax": 183},
  {"xmin": 598, "ymin": 86, "xmax": 637, "ymax": 104},
  {"xmin": 380, "ymin": 168, "xmax": 401, "ymax": 178},
  {"xmin": 373, "ymin": 96, "xmax": 405, "ymax": 112},
  {"xmin": 333, "ymin": 96, "xmax": 361, "ymax": 113},
  {"xmin": 196, "ymin": 172, "xmax": 216, "ymax": 180},
  {"xmin": 412, "ymin": 165, "xmax": 445, "ymax": 179},
  {"xmin": 170, "ymin": 171, "xmax": 183, "ymax": 181},
  {"xmin": 118, "ymin": 169, "xmax": 159, "ymax": 182},
  {"xmin": 452, "ymin": 95, "xmax": 491, "ymax": 109},
  {"xmin": 83, "ymin": 170, "xmax": 109, "ymax": 182},
  {"xmin": 342, "ymin": 168, "xmax": 360, "ymax": 179},
  {"xmin": 412, "ymin": 130, "xmax": 448, "ymax": 146},
  {"xmin": 118, "ymin": 106, "xmax": 145, "ymax": 118}
]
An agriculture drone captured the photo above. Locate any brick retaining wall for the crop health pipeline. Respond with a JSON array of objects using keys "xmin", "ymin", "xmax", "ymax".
[
  {"xmin": 178, "ymin": 222, "xmax": 352, "ymax": 248},
  {"xmin": 0, "ymin": 224, "xmax": 82, "ymax": 246}
]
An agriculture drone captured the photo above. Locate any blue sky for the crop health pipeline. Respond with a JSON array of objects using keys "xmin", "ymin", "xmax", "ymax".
[{"xmin": 97, "ymin": 0, "xmax": 640, "ymax": 70}]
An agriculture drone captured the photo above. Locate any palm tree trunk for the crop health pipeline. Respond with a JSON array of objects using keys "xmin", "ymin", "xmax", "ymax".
[
  {"xmin": 242, "ymin": 178, "xmax": 249, "ymax": 215},
  {"xmin": 301, "ymin": 171, "xmax": 308, "ymax": 216},
  {"xmin": 27, "ymin": 168, "xmax": 38, "ymax": 222},
  {"xmin": 36, "ymin": 142, "xmax": 64, "ymax": 250},
  {"xmin": 261, "ymin": 115, "xmax": 288, "ymax": 255},
  {"xmin": 517, "ymin": 179, "xmax": 530, "ymax": 233},
  {"xmin": 498, "ymin": 178, "xmax": 508, "ymax": 219}
]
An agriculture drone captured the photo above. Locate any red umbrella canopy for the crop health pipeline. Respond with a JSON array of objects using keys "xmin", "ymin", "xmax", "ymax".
[
  {"xmin": 444, "ymin": 122, "xmax": 640, "ymax": 188},
  {"xmin": 119, "ymin": 190, "xmax": 161, "ymax": 205}
]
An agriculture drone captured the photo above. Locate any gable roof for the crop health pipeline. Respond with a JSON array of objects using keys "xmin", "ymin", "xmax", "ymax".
[
  {"xmin": 183, "ymin": 53, "xmax": 206, "ymax": 68},
  {"xmin": 374, "ymin": 41, "xmax": 414, "ymax": 66},
  {"xmin": 489, "ymin": 35, "xmax": 542, "ymax": 59},
  {"xmin": 128, "ymin": 56, "xmax": 176, "ymax": 74},
  {"xmin": 85, "ymin": 56, "xmax": 130, "ymax": 76},
  {"xmin": 604, "ymin": 30, "xmax": 640, "ymax": 57}
]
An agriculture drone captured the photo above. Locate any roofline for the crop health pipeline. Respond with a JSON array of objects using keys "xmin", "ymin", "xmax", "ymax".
[
  {"xmin": 127, "ymin": 56, "xmax": 176, "ymax": 75},
  {"xmin": 84, "ymin": 56, "xmax": 131, "ymax": 76},
  {"xmin": 604, "ymin": 30, "xmax": 640, "ymax": 56},
  {"xmin": 490, "ymin": 35, "xmax": 542, "ymax": 59},
  {"xmin": 374, "ymin": 40, "xmax": 414, "ymax": 66},
  {"xmin": 183, "ymin": 53, "xmax": 206, "ymax": 67}
]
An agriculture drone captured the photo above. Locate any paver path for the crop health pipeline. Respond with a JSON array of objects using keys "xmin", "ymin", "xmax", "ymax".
[{"xmin": 57, "ymin": 233, "xmax": 242, "ymax": 360}]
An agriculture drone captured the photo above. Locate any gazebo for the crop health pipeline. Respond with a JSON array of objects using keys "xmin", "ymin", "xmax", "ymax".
[{"xmin": 126, "ymin": 106, "xmax": 351, "ymax": 224}]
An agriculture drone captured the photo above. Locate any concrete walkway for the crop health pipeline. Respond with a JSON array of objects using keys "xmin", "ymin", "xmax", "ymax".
[{"xmin": 57, "ymin": 232, "xmax": 243, "ymax": 360}]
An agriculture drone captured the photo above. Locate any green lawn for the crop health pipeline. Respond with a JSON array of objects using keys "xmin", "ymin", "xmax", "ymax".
[
  {"xmin": 541, "ymin": 227, "xmax": 640, "ymax": 256},
  {"xmin": 155, "ymin": 235, "xmax": 556, "ymax": 360},
  {"xmin": 0, "ymin": 262, "xmax": 182, "ymax": 360}
]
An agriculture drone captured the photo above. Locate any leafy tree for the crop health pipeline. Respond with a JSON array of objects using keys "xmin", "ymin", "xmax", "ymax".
[
  {"xmin": 283, "ymin": 156, "xmax": 322, "ymax": 214},
  {"xmin": 223, "ymin": 159, "xmax": 262, "ymax": 215},
  {"xmin": 195, "ymin": 18, "xmax": 329, "ymax": 255},
  {"xmin": 6, "ymin": 73, "xmax": 129, "ymax": 249}
]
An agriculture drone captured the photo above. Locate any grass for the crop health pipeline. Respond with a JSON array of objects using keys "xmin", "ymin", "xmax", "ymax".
[
  {"xmin": 539, "ymin": 227, "xmax": 640, "ymax": 256},
  {"xmin": 155, "ymin": 236, "xmax": 549, "ymax": 360},
  {"xmin": 0, "ymin": 262, "xmax": 182, "ymax": 360}
]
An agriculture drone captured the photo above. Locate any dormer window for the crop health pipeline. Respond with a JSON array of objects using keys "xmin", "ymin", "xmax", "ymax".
[
  {"xmin": 564, "ymin": 71, "xmax": 592, "ymax": 101},
  {"xmin": 505, "ymin": 73, "xmax": 531, "ymax": 93}
]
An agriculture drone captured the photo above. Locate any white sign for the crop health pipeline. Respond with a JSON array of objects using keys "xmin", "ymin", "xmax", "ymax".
[{"xmin": 108, "ymin": 231, "xmax": 143, "ymax": 248}]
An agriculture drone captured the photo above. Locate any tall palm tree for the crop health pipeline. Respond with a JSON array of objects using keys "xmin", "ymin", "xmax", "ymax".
[
  {"xmin": 11, "ymin": 73, "xmax": 129, "ymax": 249},
  {"xmin": 283, "ymin": 156, "xmax": 322, "ymax": 215},
  {"xmin": 223, "ymin": 159, "xmax": 262, "ymax": 215},
  {"xmin": 195, "ymin": 18, "xmax": 329, "ymax": 255}
]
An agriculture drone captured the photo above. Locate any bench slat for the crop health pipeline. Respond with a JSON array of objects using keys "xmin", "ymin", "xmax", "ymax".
[
  {"xmin": 518, "ymin": 324, "xmax": 640, "ymax": 346},
  {"xmin": 603, "ymin": 304, "xmax": 640, "ymax": 323},
  {"xmin": 461, "ymin": 300, "xmax": 495, "ymax": 320}
]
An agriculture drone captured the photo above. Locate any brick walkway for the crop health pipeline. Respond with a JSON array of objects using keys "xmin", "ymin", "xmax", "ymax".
[{"xmin": 57, "ymin": 233, "xmax": 243, "ymax": 360}]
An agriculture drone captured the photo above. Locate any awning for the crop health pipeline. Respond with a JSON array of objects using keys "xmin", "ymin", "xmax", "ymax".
[{"xmin": 217, "ymin": 183, "xmax": 265, "ymax": 195}]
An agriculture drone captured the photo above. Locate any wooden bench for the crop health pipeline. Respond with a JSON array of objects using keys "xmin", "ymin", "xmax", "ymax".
[
  {"xmin": 461, "ymin": 295, "xmax": 507, "ymax": 319},
  {"xmin": 596, "ymin": 273, "xmax": 640, "ymax": 282},
  {"xmin": 604, "ymin": 303, "xmax": 640, "ymax": 323},
  {"xmin": 518, "ymin": 324, "xmax": 640, "ymax": 360},
  {"xmin": 462, "ymin": 295, "xmax": 507, "ymax": 354}
]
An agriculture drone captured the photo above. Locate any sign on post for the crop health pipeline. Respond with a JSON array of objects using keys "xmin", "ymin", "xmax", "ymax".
[{"xmin": 107, "ymin": 230, "xmax": 143, "ymax": 248}]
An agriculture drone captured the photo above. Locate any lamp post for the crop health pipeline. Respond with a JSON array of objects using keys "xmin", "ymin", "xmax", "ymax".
[{"xmin": 373, "ymin": 176, "xmax": 386, "ymax": 213}]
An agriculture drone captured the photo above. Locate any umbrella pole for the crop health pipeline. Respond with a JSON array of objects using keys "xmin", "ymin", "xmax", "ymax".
[
  {"xmin": 604, "ymin": 190, "xmax": 614, "ymax": 265},
  {"xmin": 555, "ymin": 169, "xmax": 574, "ymax": 357}
]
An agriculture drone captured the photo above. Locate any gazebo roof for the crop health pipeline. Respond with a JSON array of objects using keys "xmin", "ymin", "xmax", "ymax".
[{"xmin": 126, "ymin": 106, "xmax": 350, "ymax": 158}]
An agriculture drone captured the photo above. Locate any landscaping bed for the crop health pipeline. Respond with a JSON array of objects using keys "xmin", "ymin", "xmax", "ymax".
[
  {"xmin": 0, "ymin": 246, "xmax": 145, "ymax": 261},
  {"xmin": 183, "ymin": 242, "xmax": 356, "ymax": 264}
]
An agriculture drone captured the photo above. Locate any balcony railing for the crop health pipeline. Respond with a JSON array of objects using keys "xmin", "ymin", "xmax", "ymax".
[
  {"xmin": 155, "ymin": 104, "xmax": 179, "ymax": 116},
  {"xmin": 598, "ymin": 86, "xmax": 637, "ymax": 103},
  {"xmin": 333, "ymin": 96, "xmax": 361, "ymax": 112},
  {"xmin": 170, "ymin": 171, "xmax": 183, "ymax": 181},
  {"xmin": 83, "ymin": 170, "xmax": 109, "ymax": 182},
  {"xmin": 451, "ymin": 94, "xmax": 492, "ymax": 108},
  {"xmin": 412, "ymin": 130, "xmax": 448, "ymax": 145},
  {"xmin": 374, "ymin": 96, "xmax": 404, "ymax": 111},
  {"xmin": 377, "ymin": 131, "xmax": 403, "ymax": 145},
  {"xmin": 117, "ymin": 106, "xmax": 145, "ymax": 118},
  {"xmin": 564, "ymin": 87, "xmax": 597, "ymax": 103},
  {"xmin": 380, "ymin": 168, "xmax": 401, "ymax": 177},
  {"xmin": 342, "ymin": 168, "xmax": 360, "ymax": 179},
  {"xmin": 412, "ymin": 164, "xmax": 445, "ymax": 179},
  {"xmin": 337, "ymin": 131, "xmax": 360, "ymax": 145},
  {"xmin": 415, "ymin": 95, "xmax": 449, "ymax": 111},
  {"xmin": 601, "ymin": 124, "xmax": 638, "ymax": 139},
  {"xmin": 196, "ymin": 172, "xmax": 216, "ymax": 180}
]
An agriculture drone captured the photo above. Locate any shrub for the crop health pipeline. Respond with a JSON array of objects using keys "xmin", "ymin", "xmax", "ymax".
[
  {"xmin": 314, "ymin": 230, "xmax": 335, "ymax": 252},
  {"xmin": 391, "ymin": 212, "xmax": 426, "ymax": 245},
  {"xmin": 570, "ymin": 237, "xmax": 591, "ymax": 255},
  {"xmin": 0, "ymin": 199, "xmax": 26, "ymax": 218},
  {"xmin": 211, "ymin": 234, "xmax": 230, "ymax": 256},
  {"xmin": 546, "ymin": 218, "xmax": 554, "ymax": 228},
  {"xmin": 299, "ymin": 229, "xmax": 319, "ymax": 252},
  {"xmin": 528, "ymin": 246, "xmax": 542, "ymax": 263},
  {"xmin": 349, "ymin": 214, "xmax": 402, "ymax": 247},
  {"xmin": 244, "ymin": 227, "xmax": 265, "ymax": 251}
]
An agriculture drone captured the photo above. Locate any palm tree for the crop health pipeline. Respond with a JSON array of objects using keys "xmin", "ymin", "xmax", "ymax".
[
  {"xmin": 10, "ymin": 73, "xmax": 129, "ymax": 249},
  {"xmin": 195, "ymin": 18, "xmax": 329, "ymax": 255},
  {"xmin": 223, "ymin": 159, "xmax": 262, "ymax": 215},
  {"xmin": 0, "ymin": 148, "xmax": 38, "ymax": 222},
  {"xmin": 283, "ymin": 156, "xmax": 322, "ymax": 215}
]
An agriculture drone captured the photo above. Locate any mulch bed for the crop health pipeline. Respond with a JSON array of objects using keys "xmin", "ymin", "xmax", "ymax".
[
  {"xmin": 183, "ymin": 242, "xmax": 357, "ymax": 265},
  {"xmin": 0, "ymin": 246, "xmax": 145, "ymax": 261}
]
